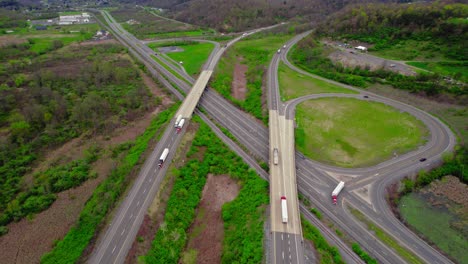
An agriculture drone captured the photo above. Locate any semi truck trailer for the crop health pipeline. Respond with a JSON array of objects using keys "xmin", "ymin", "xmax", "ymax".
[
  {"xmin": 281, "ymin": 196, "xmax": 288, "ymax": 223},
  {"xmin": 273, "ymin": 148, "xmax": 279, "ymax": 165},
  {"xmin": 158, "ymin": 148, "xmax": 169, "ymax": 168},
  {"xmin": 174, "ymin": 115, "xmax": 182, "ymax": 128},
  {"xmin": 332, "ymin": 181, "xmax": 345, "ymax": 205},
  {"xmin": 176, "ymin": 118, "xmax": 185, "ymax": 133}
]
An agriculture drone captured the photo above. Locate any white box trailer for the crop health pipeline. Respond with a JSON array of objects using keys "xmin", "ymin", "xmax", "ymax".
[
  {"xmin": 158, "ymin": 148, "xmax": 169, "ymax": 168},
  {"xmin": 273, "ymin": 148, "xmax": 279, "ymax": 165},
  {"xmin": 174, "ymin": 115, "xmax": 182, "ymax": 128},
  {"xmin": 176, "ymin": 118, "xmax": 185, "ymax": 133},
  {"xmin": 281, "ymin": 196, "xmax": 288, "ymax": 223},
  {"xmin": 332, "ymin": 181, "xmax": 345, "ymax": 205}
]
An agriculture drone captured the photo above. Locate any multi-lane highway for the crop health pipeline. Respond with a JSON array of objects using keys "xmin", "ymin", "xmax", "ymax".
[{"xmin": 94, "ymin": 9, "xmax": 456, "ymax": 264}]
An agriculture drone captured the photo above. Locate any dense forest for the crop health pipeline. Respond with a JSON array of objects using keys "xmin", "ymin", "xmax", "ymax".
[
  {"xmin": 170, "ymin": 0, "xmax": 404, "ymax": 32},
  {"xmin": 0, "ymin": 41, "xmax": 155, "ymax": 233},
  {"xmin": 316, "ymin": 2, "xmax": 468, "ymax": 60}
]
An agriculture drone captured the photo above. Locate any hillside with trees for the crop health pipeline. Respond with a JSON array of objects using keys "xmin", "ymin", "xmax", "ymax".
[
  {"xmin": 316, "ymin": 2, "xmax": 467, "ymax": 61},
  {"xmin": 169, "ymin": 0, "xmax": 403, "ymax": 32}
]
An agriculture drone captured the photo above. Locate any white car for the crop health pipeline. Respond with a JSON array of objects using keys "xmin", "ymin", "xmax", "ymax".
[{"xmin": 277, "ymin": 49, "xmax": 281, "ymax": 54}]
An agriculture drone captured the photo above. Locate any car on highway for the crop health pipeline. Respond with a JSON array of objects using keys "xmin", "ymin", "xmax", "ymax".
[
  {"xmin": 277, "ymin": 49, "xmax": 281, "ymax": 54},
  {"xmin": 419, "ymin": 158, "xmax": 427, "ymax": 162},
  {"xmin": 363, "ymin": 95, "xmax": 369, "ymax": 98}
]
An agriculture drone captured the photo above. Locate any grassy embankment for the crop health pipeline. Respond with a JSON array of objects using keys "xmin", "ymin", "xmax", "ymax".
[
  {"xmin": 210, "ymin": 33, "xmax": 292, "ymax": 124},
  {"xmin": 278, "ymin": 62, "xmax": 357, "ymax": 101},
  {"xmin": 148, "ymin": 41, "xmax": 214, "ymax": 76},
  {"xmin": 295, "ymin": 98, "xmax": 427, "ymax": 167},
  {"xmin": 41, "ymin": 104, "xmax": 178, "ymax": 263},
  {"xmin": 110, "ymin": 7, "xmax": 213, "ymax": 40},
  {"xmin": 301, "ymin": 216, "xmax": 344, "ymax": 264},
  {"xmin": 399, "ymin": 193, "xmax": 467, "ymax": 264},
  {"xmin": 349, "ymin": 207, "xmax": 425, "ymax": 264},
  {"xmin": 143, "ymin": 117, "xmax": 269, "ymax": 263}
]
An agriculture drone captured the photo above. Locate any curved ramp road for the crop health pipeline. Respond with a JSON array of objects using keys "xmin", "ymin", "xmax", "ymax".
[{"xmin": 96, "ymin": 10, "xmax": 456, "ymax": 264}]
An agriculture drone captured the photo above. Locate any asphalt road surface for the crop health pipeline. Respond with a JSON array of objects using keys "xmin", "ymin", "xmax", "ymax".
[{"xmin": 96, "ymin": 10, "xmax": 456, "ymax": 264}]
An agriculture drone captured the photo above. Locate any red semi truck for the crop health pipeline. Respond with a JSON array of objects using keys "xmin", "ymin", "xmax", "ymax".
[{"xmin": 332, "ymin": 181, "xmax": 345, "ymax": 205}]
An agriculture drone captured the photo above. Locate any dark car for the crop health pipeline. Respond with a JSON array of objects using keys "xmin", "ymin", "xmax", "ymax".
[
  {"xmin": 419, "ymin": 158, "xmax": 427, "ymax": 162},
  {"xmin": 363, "ymin": 95, "xmax": 369, "ymax": 98}
]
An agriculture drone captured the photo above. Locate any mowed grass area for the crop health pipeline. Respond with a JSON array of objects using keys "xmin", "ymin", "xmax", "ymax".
[
  {"xmin": 164, "ymin": 42, "xmax": 214, "ymax": 76},
  {"xmin": 15, "ymin": 23, "xmax": 99, "ymax": 54},
  {"xmin": 406, "ymin": 61, "xmax": 468, "ymax": 82},
  {"xmin": 399, "ymin": 194, "xmax": 468, "ymax": 264},
  {"xmin": 278, "ymin": 62, "xmax": 357, "ymax": 101},
  {"xmin": 295, "ymin": 98, "xmax": 428, "ymax": 167},
  {"xmin": 211, "ymin": 33, "xmax": 293, "ymax": 123}
]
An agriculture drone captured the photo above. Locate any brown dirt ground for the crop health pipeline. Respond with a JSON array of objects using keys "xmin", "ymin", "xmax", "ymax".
[
  {"xmin": 182, "ymin": 174, "xmax": 240, "ymax": 264},
  {"xmin": 0, "ymin": 35, "xmax": 27, "ymax": 47},
  {"xmin": 423, "ymin": 176, "xmax": 468, "ymax": 207},
  {"xmin": 231, "ymin": 58, "xmax": 248, "ymax": 101},
  {"xmin": 0, "ymin": 65, "xmax": 172, "ymax": 264}
]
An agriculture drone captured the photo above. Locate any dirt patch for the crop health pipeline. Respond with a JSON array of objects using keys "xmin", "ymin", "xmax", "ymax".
[
  {"xmin": 0, "ymin": 156, "xmax": 113, "ymax": 264},
  {"xmin": 140, "ymin": 71, "xmax": 173, "ymax": 114},
  {"xmin": 0, "ymin": 35, "xmax": 27, "ymax": 47},
  {"xmin": 328, "ymin": 49, "xmax": 416, "ymax": 76},
  {"xmin": 422, "ymin": 176, "xmax": 468, "ymax": 207},
  {"xmin": 231, "ymin": 58, "xmax": 248, "ymax": 101},
  {"xmin": 183, "ymin": 174, "xmax": 239, "ymax": 264}
]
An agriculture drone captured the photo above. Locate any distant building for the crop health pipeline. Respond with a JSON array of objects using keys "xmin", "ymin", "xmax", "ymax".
[
  {"xmin": 59, "ymin": 13, "xmax": 91, "ymax": 25},
  {"xmin": 355, "ymin": 46, "xmax": 367, "ymax": 52}
]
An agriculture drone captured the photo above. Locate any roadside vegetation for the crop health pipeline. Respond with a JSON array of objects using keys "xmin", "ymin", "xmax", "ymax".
[
  {"xmin": 143, "ymin": 117, "xmax": 269, "ymax": 263},
  {"xmin": 148, "ymin": 41, "xmax": 214, "ymax": 76},
  {"xmin": 295, "ymin": 98, "xmax": 427, "ymax": 167},
  {"xmin": 210, "ymin": 32, "xmax": 292, "ymax": 124},
  {"xmin": 348, "ymin": 207, "xmax": 424, "ymax": 264},
  {"xmin": 0, "ymin": 38, "xmax": 158, "ymax": 234},
  {"xmin": 298, "ymin": 195, "xmax": 377, "ymax": 264},
  {"xmin": 110, "ymin": 7, "xmax": 214, "ymax": 39},
  {"xmin": 301, "ymin": 216, "xmax": 344, "ymax": 264},
  {"xmin": 387, "ymin": 148, "xmax": 467, "ymax": 263},
  {"xmin": 41, "ymin": 104, "xmax": 178, "ymax": 263},
  {"xmin": 278, "ymin": 62, "xmax": 356, "ymax": 100}
]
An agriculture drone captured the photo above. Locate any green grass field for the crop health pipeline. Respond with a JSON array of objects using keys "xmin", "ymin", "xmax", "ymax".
[
  {"xmin": 295, "ymin": 98, "xmax": 428, "ymax": 167},
  {"xmin": 164, "ymin": 42, "xmax": 214, "ymax": 76},
  {"xmin": 406, "ymin": 61, "xmax": 467, "ymax": 82},
  {"xmin": 210, "ymin": 33, "xmax": 293, "ymax": 123},
  {"xmin": 278, "ymin": 62, "xmax": 357, "ymax": 100},
  {"xmin": 370, "ymin": 40, "xmax": 448, "ymax": 61},
  {"xmin": 399, "ymin": 194, "xmax": 468, "ymax": 264},
  {"xmin": 16, "ymin": 23, "xmax": 99, "ymax": 54}
]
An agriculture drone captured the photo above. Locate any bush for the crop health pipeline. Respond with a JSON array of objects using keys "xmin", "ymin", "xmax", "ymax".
[
  {"xmin": 302, "ymin": 216, "xmax": 344, "ymax": 264},
  {"xmin": 352, "ymin": 243, "xmax": 378, "ymax": 264}
]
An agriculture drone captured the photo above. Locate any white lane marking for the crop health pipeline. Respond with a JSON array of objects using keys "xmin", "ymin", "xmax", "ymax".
[
  {"xmin": 121, "ymin": 229, "xmax": 125, "ymax": 236},
  {"xmin": 137, "ymin": 200, "xmax": 140, "ymax": 206},
  {"xmin": 281, "ymin": 234, "xmax": 283, "ymax": 240},
  {"xmin": 130, "ymin": 213, "xmax": 133, "ymax": 219},
  {"xmin": 282, "ymin": 252, "xmax": 284, "ymax": 259},
  {"xmin": 112, "ymin": 245, "xmax": 116, "ymax": 254},
  {"xmin": 143, "ymin": 188, "xmax": 147, "ymax": 194}
]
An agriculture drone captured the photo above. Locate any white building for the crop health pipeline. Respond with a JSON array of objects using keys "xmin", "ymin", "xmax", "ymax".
[{"xmin": 59, "ymin": 13, "xmax": 90, "ymax": 25}]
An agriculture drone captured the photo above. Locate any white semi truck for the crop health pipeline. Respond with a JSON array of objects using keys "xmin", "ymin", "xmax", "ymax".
[
  {"xmin": 158, "ymin": 148, "xmax": 169, "ymax": 168},
  {"xmin": 273, "ymin": 148, "xmax": 279, "ymax": 165},
  {"xmin": 281, "ymin": 196, "xmax": 288, "ymax": 223},
  {"xmin": 174, "ymin": 115, "xmax": 182, "ymax": 128},
  {"xmin": 332, "ymin": 181, "xmax": 345, "ymax": 205},
  {"xmin": 176, "ymin": 118, "xmax": 185, "ymax": 133}
]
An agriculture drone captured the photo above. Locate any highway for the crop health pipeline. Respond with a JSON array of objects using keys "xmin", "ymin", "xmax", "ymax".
[
  {"xmin": 89, "ymin": 10, "xmax": 282, "ymax": 264},
  {"xmin": 95, "ymin": 10, "xmax": 456, "ymax": 264}
]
